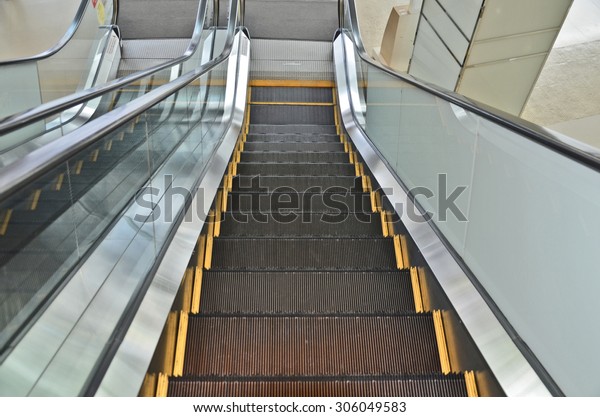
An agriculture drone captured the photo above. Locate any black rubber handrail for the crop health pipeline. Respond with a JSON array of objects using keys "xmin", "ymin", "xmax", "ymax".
[
  {"xmin": 0, "ymin": 0, "xmax": 209, "ymax": 136},
  {"xmin": 342, "ymin": 0, "xmax": 600, "ymax": 173},
  {"xmin": 0, "ymin": 0, "xmax": 242, "ymax": 202}
]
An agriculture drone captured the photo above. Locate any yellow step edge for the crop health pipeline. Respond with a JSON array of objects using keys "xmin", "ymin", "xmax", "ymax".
[
  {"xmin": 118, "ymin": 132, "xmax": 125, "ymax": 141},
  {"xmin": 393, "ymin": 235, "xmax": 407, "ymax": 269},
  {"xmin": 74, "ymin": 160, "xmax": 84, "ymax": 175},
  {"xmin": 238, "ymin": 140, "xmax": 245, "ymax": 153},
  {"xmin": 128, "ymin": 121, "xmax": 135, "ymax": 133},
  {"xmin": 344, "ymin": 141, "xmax": 349, "ymax": 153},
  {"xmin": 349, "ymin": 151, "xmax": 354, "ymax": 164},
  {"xmin": 162, "ymin": 312, "xmax": 178, "ymax": 375},
  {"xmin": 155, "ymin": 373, "xmax": 169, "ymax": 397},
  {"xmin": 214, "ymin": 191, "xmax": 222, "ymax": 237},
  {"xmin": 362, "ymin": 175, "xmax": 372, "ymax": 193},
  {"xmin": 433, "ymin": 310, "xmax": 452, "ymax": 375},
  {"xmin": 90, "ymin": 148, "xmax": 100, "ymax": 163},
  {"xmin": 400, "ymin": 235, "xmax": 410, "ymax": 268},
  {"xmin": 181, "ymin": 268, "xmax": 194, "ymax": 313},
  {"xmin": 354, "ymin": 162, "xmax": 361, "ymax": 177},
  {"xmin": 172, "ymin": 311, "xmax": 189, "ymax": 377},
  {"xmin": 333, "ymin": 105, "xmax": 340, "ymax": 127},
  {"xmin": 375, "ymin": 190, "xmax": 383, "ymax": 212},
  {"xmin": 370, "ymin": 191, "xmax": 378, "ymax": 213},
  {"xmin": 410, "ymin": 267, "xmax": 425, "ymax": 313},
  {"xmin": 249, "ymin": 79, "xmax": 335, "ymax": 88},
  {"xmin": 386, "ymin": 211, "xmax": 395, "ymax": 236},
  {"xmin": 204, "ymin": 211, "xmax": 215, "ymax": 270},
  {"xmin": 139, "ymin": 373, "xmax": 157, "ymax": 397},
  {"xmin": 250, "ymin": 101, "xmax": 334, "ymax": 106},
  {"xmin": 191, "ymin": 266, "xmax": 203, "ymax": 314},
  {"xmin": 465, "ymin": 371, "xmax": 479, "ymax": 397},
  {"xmin": 196, "ymin": 235, "xmax": 206, "ymax": 268},
  {"xmin": 29, "ymin": 189, "xmax": 42, "ymax": 211},
  {"xmin": 54, "ymin": 173, "xmax": 64, "ymax": 191},
  {"xmin": 105, "ymin": 139, "xmax": 113, "ymax": 151},
  {"xmin": 0, "ymin": 209, "xmax": 13, "ymax": 236},
  {"xmin": 380, "ymin": 210, "xmax": 389, "ymax": 237}
]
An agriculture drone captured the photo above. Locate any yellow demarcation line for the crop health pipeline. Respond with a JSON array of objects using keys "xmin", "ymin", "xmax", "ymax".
[
  {"xmin": 162, "ymin": 311, "xmax": 178, "ymax": 375},
  {"xmin": 105, "ymin": 140, "xmax": 113, "ymax": 151},
  {"xmin": 250, "ymin": 101, "xmax": 334, "ymax": 106},
  {"xmin": 156, "ymin": 373, "xmax": 169, "ymax": 397},
  {"xmin": 393, "ymin": 235, "xmax": 410, "ymax": 269},
  {"xmin": 54, "ymin": 173, "xmax": 64, "ymax": 191},
  {"xmin": 465, "ymin": 371, "xmax": 479, "ymax": 397},
  {"xmin": 74, "ymin": 160, "xmax": 84, "ymax": 175},
  {"xmin": 380, "ymin": 211, "xmax": 389, "ymax": 237},
  {"xmin": 0, "ymin": 209, "xmax": 12, "ymax": 236},
  {"xmin": 172, "ymin": 311, "xmax": 189, "ymax": 377},
  {"xmin": 118, "ymin": 132, "xmax": 125, "ymax": 141},
  {"xmin": 409, "ymin": 267, "xmax": 425, "ymax": 313},
  {"xmin": 181, "ymin": 268, "xmax": 194, "ymax": 313},
  {"xmin": 192, "ymin": 235, "xmax": 206, "ymax": 314},
  {"xmin": 433, "ymin": 310, "xmax": 452, "ymax": 374},
  {"xmin": 204, "ymin": 210, "xmax": 215, "ymax": 270},
  {"xmin": 29, "ymin": 189, "xmax": 42, "ymax": 211},
  {"xmin": 249, "ymin": 79, "xmax": 335, "ymax": 88},
  {"xmin": 90, "ymin": 149, "xmax": 100, "ymax": 163},
  {"xmin": 214, "ymin": 191, "xmax": 223, "ymax": 237},
  {"xmin": 386, "ymin": 211, "xmax": 396, "ymax": 236}
]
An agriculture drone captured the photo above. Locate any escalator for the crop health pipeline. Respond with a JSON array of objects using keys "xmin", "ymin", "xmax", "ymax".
[
  {"xmin": 143, "ymin": 82, "xmax": 477, "ymax": 396},
  {"xmin": 0, "ymin": 0, "xmax": 595, "ymax": 398}
]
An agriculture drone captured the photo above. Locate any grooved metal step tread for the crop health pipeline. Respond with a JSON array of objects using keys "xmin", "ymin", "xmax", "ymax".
[
  {"xmin": 250, "ymin": 105, "xmax": 335, "ymax": 125},
  {"xmin": 219, "ymin": 212, "xmax": 381, "ymax": 236},
  {"xmin": 183, "ymin": 315, "xmax": 442, "ymax": 376},
  {"xmin": 200, "ymin": 270, "xmax": 415, "ymax": 314},
  {"xmin": 232, "ymin": 176, "xmax": 360, "ymax": 192},
  {"xmin": 249, "ymin": 125, "xmax": 338, "ymax": 135},
  {"xmin": 169, "ymin": 375, "xmax": 468, "ymax": 397},
  {"xmin": 251, "ymin": 87, "xmax": 333, "ymax": 103},
  {"xmin": 227, "ymin": 192, "xmax": 371, "ymax": 213},
  {"xmin": 210, "ymin": 237, "xmax": 396, "ymax": 270},
  {"xmin": 244, "ymin": 142, "xmax": 344, "ymax": 152},
  {"xmin": 246, "ymin": 134, "xmax": 340, "ymax": 143},
  {"xmin": 237, "ymin": 162, "xmax": 354, "ymax": 176},
  {"xmin": 240, "ymin": 152, "xmax": 349, "ymax": 164}
]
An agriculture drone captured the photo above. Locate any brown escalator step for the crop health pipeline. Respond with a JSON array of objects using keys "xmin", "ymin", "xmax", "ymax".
[
  {"xmin": 168, "ymin": 375, "xmax": 469, "ymax": 397},
  {"xmin": 183, "ymin": 315, "xmax": 441, "ymax": 376},
  {"xmin": 209, "ymin": 238, "xmax": 397, "ymax": 270},
  {"xmin": 200, "ymin": 271, "xmax": 416, "ymax": 314}
]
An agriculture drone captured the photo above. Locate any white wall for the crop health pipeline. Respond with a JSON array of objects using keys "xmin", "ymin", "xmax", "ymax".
[{"xmin": 0, "ymin": 0, "xmax": 80, "ymax": 60}]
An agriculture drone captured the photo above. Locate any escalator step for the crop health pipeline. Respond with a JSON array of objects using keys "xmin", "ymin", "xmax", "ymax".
[
  {"xmin": 228, "ymin": 191, "xmax": 370, "ymax": 213},
  {"xmin": 246, "ymin": 133, "xmax": 340, "ymax": 143},
  {"xmin": 233, "ymin": 176, "xmax": 360, "ymax": 193},
  {"xmin": 244, "ymin": 142, "xmax": 344, "ymax": 152},
  {"xmin": 237, "ymin": 162, "xmax": 355, "ymax": 176},
  {"xmin": 210, "ymin": 237, "xmax": 396, "ymax": 270},
  {"xmin": 251, "ymin": 87, "xmax": 333, "ymax": 103},
  {"xmin": 219, "ymin": 212, "xmax": 381, "ymax": 236},
  {"xmin": 183, "ymin": 315, "xmax": 442, "ymax": 376},
  {"xmin": 250, "ymin": 105, "xmax": 335, "ymax": 125},
  {"xmin": 168, "ymin": 375, "xmax": 468, "ymax": 397},
  {"xmin": 241, "ymin": 152, "xmax": 349, "ymax": 164},
  {"xmin": 249, "ymin": 125, "xmax": 337, "ymax": 135},
  {"xmin": 200, "ymin": 270, "xmax": 415, "ymax": 314}
]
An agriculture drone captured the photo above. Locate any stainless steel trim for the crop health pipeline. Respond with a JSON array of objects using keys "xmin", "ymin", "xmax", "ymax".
[
  {"xmin": 333, "ymin": 33, "xmax": 552, "ymax": 397},
  {"xmin": 0, "ymin": 0, "xmax": 209, "ymax": 135},
  {"xmin": 341, "ymin": 0, "xmax": 600, "ymax": 172},
  {"xmin": 0, "ymin": 0, "xmax": 240, "ymax": 201},
  {"xmin": 95, "ymin": 33, "xmax": 250, "ymax": 397}
]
